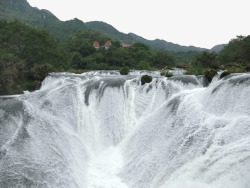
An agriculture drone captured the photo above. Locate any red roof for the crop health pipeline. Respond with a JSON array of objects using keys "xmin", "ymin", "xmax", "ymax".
[
  {"xmin": 122, "ymin": 43, "xmax": 131, "ymax": 47},
  {"xmin": 93, "ymin": 41, "xmax": 100, "ymax": 47},
  {"xmin": 105, "ymin": 40, "xmax": 112, "ymax": 47}
]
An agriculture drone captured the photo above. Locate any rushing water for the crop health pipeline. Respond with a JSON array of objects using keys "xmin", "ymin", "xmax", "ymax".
[{"xmin": 0, "ymin": 71, "xmax": 250, "ymax": 188}]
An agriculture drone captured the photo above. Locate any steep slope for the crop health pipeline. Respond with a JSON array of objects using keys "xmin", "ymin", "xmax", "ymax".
[
  {"xmin": 0, "ymin": 0, "xmax": 86, "ymax": 39},
  {"xmin": 0, "ymin": 0, "xmax": 207, "ymax": 51},
  {"xmin": 85, "ymin": 21, "xmax": 133, "ymax": 43}
]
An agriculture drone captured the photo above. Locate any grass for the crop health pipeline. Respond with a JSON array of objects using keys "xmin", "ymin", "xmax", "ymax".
[
  {"xmin": 67, "ymin": 69, "xmax": 90, "ymax": 74},
  {"xmin": 185, "ymin": 64, "xmax": 207, "ymax": 75}
]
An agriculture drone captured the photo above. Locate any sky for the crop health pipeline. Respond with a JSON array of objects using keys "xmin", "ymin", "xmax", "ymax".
[{"xmin": 27, "ymin": 0, "xmax": 250, "ymax": 49}]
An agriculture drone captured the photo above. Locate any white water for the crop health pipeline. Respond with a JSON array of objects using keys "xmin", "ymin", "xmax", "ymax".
[{"xmin": 0, "ymin": 71, "xmax": 250, "ymax": 188}]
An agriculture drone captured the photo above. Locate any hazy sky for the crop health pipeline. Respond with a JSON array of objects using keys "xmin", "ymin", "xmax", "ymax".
[{"xmin": 27, "ymin": 0, "xmax": 250, "ymax": 49}]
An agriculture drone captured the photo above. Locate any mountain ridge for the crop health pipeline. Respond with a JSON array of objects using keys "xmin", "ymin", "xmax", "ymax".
[
  {"xmin": 128, "ymin": 33, "xmax": 207, "ymax": 52},
  {"xmin": 210, "ymin": 44, "xmax": 227, "ymax": 53},
  {"xmin": 0, "ymin": 0, "xmax": 220, "ymax": 52}
]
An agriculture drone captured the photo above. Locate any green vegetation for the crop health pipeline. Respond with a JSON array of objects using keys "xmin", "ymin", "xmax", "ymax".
[
  {"xmin": 119, "ymin": 66, "xmax": 130, "ymax": 75},
  {"xmin": 154, "ymin": 51, "xmax": 175, "ymax": 68},
  {"xmin": 60, "ymin": 31, "xmax": 177, "ymax": 71},
  {"xmin": 0, "ymin": 0, "xmax": 208, "ymax": 52},
  {"xmin": 218, "ymin": 36, "xmax": 250, "ymax": 64},
  {"xmin": 128, "ymin": 33, "xmax": 206, "ymax": 52},
  {"xmin": 185, "ymin": 35, "xmax": 250, "ymax": 81},
  {"xmin": 0, "ymin": 20, "xmax": 64, "ymax": 94},
  {"xmin": 0, "ymin": 0, "xmax": 87, "ymax": 40},
  {"xmin": 141, "ymin": 75, "xmax": 152, "ymax": 85},
  {"xmin": 220, "ymin": 71, "xmax": 231, "ymax": 79},
  {"xmin": 174, "ymin": 51, "xmax": 200, "ymax": 65},
  {"xmin": 0, "ymin": 20, "xmax": 182, "ymax": 94},
  {"xmin": 186, "ymin": 51, "xmax": 218, "ymax": 75},
  {"xmin": 85, "ymin": 21, "xmax": 133, "ymax": 43}
]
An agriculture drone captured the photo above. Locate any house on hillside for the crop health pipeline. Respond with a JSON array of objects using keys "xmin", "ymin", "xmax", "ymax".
[
  {"xmin": 93, "ymin": 40, "xmax": 112, "ymax": 50},
  {"xmin": 121, "ymin": 43, "xmax": 131, "ymax": 48},
  {"xmin": 104, "ymin": 40, "xmax": 112, "ymax": 49},
  {"xmin": 93, "ymin": 41, "xmax": 100, "ymax": 49}
]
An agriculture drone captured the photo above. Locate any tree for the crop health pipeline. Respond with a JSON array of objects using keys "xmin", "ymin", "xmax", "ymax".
[
  {"xmin": 194, "ymin": 51, "xmax": 218, "ymax": 68},
  {"xmin": 218, "ymin": 35, "xmax": 248, "ymax": 64},
  {"xmin": 119, "ymin": 66, "xmax": 130, "ymax": 75},
  {"xmin": 71, "ymin": 52, "xmax": 86, "ymax": 69},
  {"xmin": 106, "ymin": 48, "xmax": 131, "ymax": 67},
  {"xmin": 111, "ymin": 40, "xmax": 121, "ymax": 48},
  {"xmin": 138, "ymin": 60, "xmax": 151, "ymax": 70},
  {"xmin": 132, "ymin": 42, "xmax": 150, "ymax": 51},
  {"xmin": 241, "ymin": 36, "xmax": 250, "ymax": 62},
  {"xmin": 186, "ymin": 51, "xmax": 218, "ymax": 75},
  {"xmin": 0, "ymin": 20, "xmax": 57, "ymax": 67},
  {"xmin": 78, "ymin": 41, "xmax": 95, "ymax": 57},
  {"xmin": 0, "ymin": 20, "xmax": 65, "ymax": 94},
  {"xmin": 153, "ymin": 51, "xmax": 175, "ymax": 68}
]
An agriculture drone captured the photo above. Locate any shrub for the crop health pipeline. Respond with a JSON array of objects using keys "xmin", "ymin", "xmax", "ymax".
[
  {"xmin": 165, "ymin": 71, "xmax": 173, "ymax": 77},
  {"xmin": 96, "ymin": 63, "xmax": 109, "ymax": 70},
  {"xmin": 141, "ymin": 75, "xmax": 152, "ymax": 85},
  {"xmin": 185, "ymin": 51, "xmax": 218, "ymax": 75},
  {"xmin": 220, "ymin": 71, "xmax": 231, "ymax": 79},
  {"xmin": 185, "ymin": 63, "xmax": 205, "ymax": 75},
  {"xmin": 138, "ymin": 60, "xmax": 151, "ymax": 70},
  {"xmin": 204, "ymin": 68, "xmax": 217, "ymax": 83},
  {"xmin": 119, "ymin": 66, "xmax": 130, "ymax": 75}
]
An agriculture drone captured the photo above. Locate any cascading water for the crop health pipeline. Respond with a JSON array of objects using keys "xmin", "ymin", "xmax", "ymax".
[{"xmin": 0, "ymin": 71, "xmax": 249, "ymax": 188}]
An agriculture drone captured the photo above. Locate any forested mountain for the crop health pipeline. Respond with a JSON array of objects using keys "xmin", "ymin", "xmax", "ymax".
[
  {"xmin": 210, "ymin": 44, "xmax": 227, "ymax": 53},
  {"xmin": 128, "ymin": 33, "xmax": 207, "ymax": 52},
  {"xmin": 85, "ymin": 21, "xmax": 133, "ymax": 43},
  {"xmin": 84, "ymin": 21, "xmax": 207, "ymax": 52},
  {"xmin": 0, "ymin": 0, "xmax": 86, "ymax": 40},
  {"xmin": 0, "ymin": 0, "xmax": 207, "ymax": 52}
]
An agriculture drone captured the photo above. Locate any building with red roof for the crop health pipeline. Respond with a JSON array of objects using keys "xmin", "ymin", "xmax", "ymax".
[
  {"xmin": 104, "ymin": 40, "xmax": 112, "ymax": 49},
  {"xmin": 93, "ymin": 40, "xmax": 112, "ymax": 50},
  {"xmin": 121, "ymin": 43, "xmax": 131, "ymax": 48},
  {"xmin": 93, "ymin": 41, "xmax": 100, "ymax": 49}
]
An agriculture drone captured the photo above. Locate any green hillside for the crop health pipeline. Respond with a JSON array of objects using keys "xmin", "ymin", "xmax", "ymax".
[
  {"xmin": 0, "ymin": 0, "xmax": 86, "ymax": 40},
  {"xmin": 128, "ymin": 33, "xmax": 206, "ymax": 52},
  {"xmin": 0, "ymin": 0, "xmax": 207, "ymax": 52},
  {"xmin": 85, "ymin": 21, "xmax": 133, "ymax": 43},
  {"xmin": 210, "ymin": 44, "xmax": 227, "ymax": 53}
]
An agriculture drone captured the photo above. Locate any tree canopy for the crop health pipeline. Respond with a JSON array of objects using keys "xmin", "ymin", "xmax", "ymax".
[
  {"xmin": 0, "ymin": 20, "xmax": 63, "ymax": 94},
  {"xmin": 218, "ymin": 35, "xmax": 250, "ymax": 64}
]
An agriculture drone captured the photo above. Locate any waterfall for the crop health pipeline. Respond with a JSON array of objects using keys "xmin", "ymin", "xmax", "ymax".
[{"xmin": 0, "ymin": 71, "xmax": 250, "ymax": 188}]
